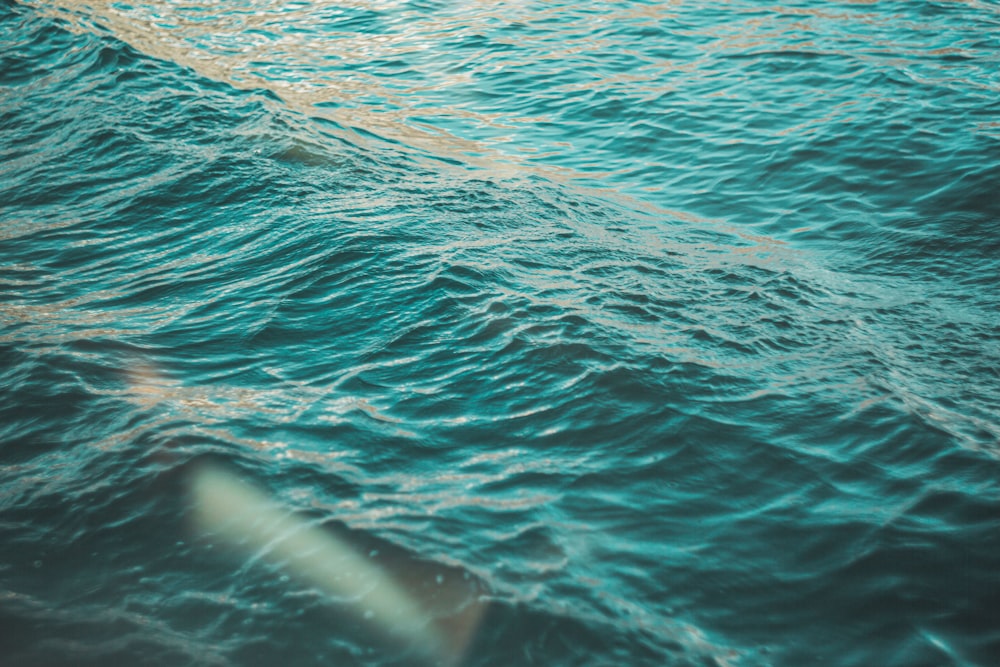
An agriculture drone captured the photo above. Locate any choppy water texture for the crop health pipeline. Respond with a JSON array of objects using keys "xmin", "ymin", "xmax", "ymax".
[{"xmin": 2, "ymin": 0, "xmax": 999, "ymax": 665}]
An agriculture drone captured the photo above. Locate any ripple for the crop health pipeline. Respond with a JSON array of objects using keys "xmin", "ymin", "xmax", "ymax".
[{"xmin": 2, "ymin": 1, "xmax": 1000, "ymax": 665}]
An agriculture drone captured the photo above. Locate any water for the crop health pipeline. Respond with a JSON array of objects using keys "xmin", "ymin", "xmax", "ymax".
[{"xmin": 2, "ymin": 0, "xmax": 999, "ymax": 664}]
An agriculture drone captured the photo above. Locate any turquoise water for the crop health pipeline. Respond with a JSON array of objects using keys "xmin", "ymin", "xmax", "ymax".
[{"xmin": 2, "ymin": 0, "xmax": 999, "ymax": 664}]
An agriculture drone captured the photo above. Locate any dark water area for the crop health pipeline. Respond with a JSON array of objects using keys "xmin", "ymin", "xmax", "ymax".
[{"xmin": 2, "ymin": 0, "xmax": 999, "ymax": 665}]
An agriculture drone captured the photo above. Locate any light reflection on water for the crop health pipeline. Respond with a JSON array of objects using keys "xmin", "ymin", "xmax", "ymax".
[{"xmin": 49, "ymin": 0, "xmax": 1000, "ymax": 195}]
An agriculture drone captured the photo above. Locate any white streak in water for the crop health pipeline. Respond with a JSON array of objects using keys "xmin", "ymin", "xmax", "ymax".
[{"xmin": 189, "ymin": 464, "xmax": 459, "ymax": 663}]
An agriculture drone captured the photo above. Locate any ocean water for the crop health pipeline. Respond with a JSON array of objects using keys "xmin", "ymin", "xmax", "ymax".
[{"xmin": 1, "ymin": 0, "xmax": 999, "ymax": 665}]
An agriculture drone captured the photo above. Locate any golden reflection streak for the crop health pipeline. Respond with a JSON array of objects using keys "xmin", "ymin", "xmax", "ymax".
[
  {"xmin": 27, "ymin": 1, "xmax": 796, "ymax": 265},
  {"xmin": 35, "ymin": 0, "xmax": 692, "ymax": 190},
  {"xmin": 39, "ymin": 0, "xmax": 526, "ymax": 172}
]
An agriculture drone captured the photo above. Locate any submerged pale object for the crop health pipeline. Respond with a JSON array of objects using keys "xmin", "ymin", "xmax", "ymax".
[{"xmin": 189, "ymin": 463, "xmax": 487, "ymax": 665}]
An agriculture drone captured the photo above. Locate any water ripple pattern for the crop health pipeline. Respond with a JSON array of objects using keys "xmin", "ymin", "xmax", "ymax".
[{"xmin": 2, "ymin": 0, "xmax": 999, "ymax": 665}]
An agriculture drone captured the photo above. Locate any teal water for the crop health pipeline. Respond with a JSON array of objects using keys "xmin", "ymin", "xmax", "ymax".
[{"xmin": 2, "ymin": 0, "xmax": 999, "ymax": 665}]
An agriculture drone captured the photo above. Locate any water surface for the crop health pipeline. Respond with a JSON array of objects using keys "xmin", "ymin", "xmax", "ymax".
[{"xmin": 2, "ymin": 0, "xmax": 999, "ymax": 665}]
